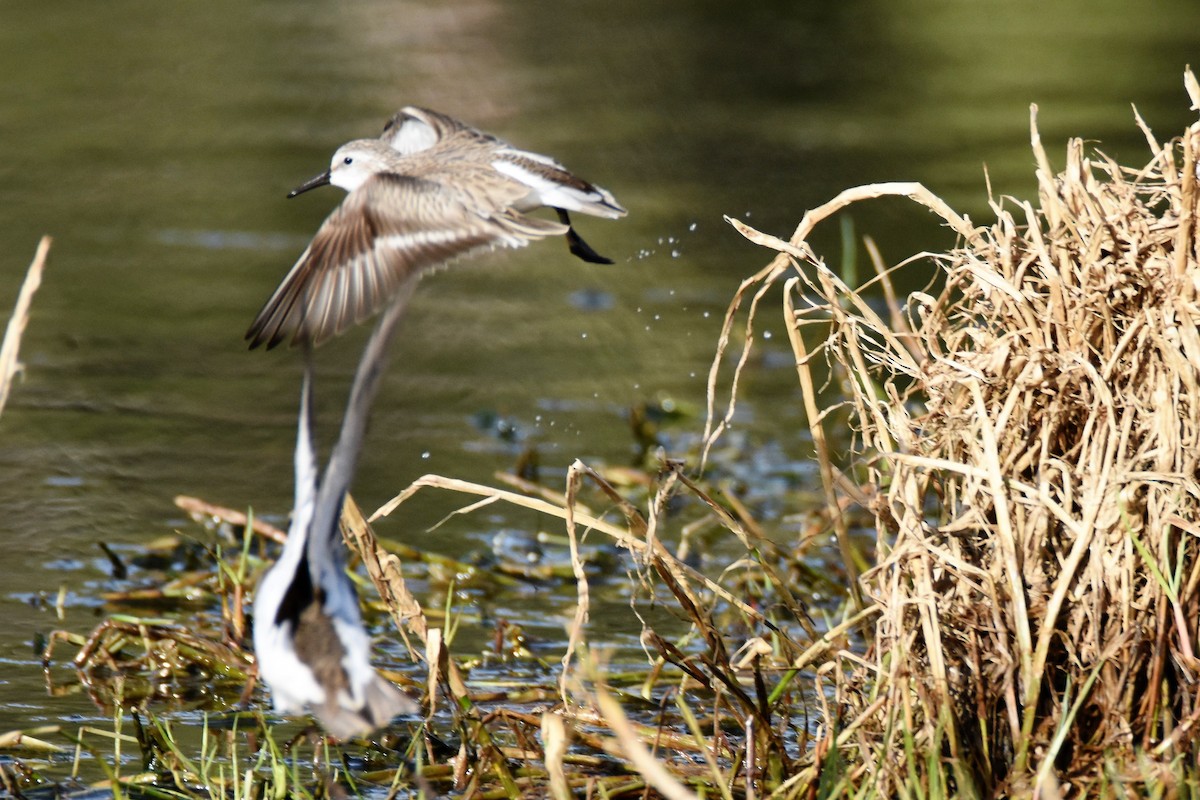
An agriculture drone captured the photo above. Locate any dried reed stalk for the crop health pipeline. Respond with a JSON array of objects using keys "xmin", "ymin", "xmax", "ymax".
[
  {"xmin": 369, "ymin": 470, "xmax": 779, "ymax": 635},
  {"xmin": 722, "ymin": 71, "xmax": 1200, "ymax": 794},
  {"xmin": 366, "ymin": 460, "xmax": 820, "ymax": 792},
  {"xmin": 175, "ymin": 495, "xmax": 287, "ymax": 544},
  {"xmin": 0, "ymin": 236, "xmax": 51, "ymax": 418}
]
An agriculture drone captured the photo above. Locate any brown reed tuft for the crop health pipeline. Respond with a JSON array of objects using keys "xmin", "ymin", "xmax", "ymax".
[{"xmin": 721, "ymin": 70, "xmax": 1200, "ymax": 795}]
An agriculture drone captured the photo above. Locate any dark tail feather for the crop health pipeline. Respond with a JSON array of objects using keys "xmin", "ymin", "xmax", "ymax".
[{"xmin": 556, "ymin": 209, "xmax": 614, "ymax": 265}]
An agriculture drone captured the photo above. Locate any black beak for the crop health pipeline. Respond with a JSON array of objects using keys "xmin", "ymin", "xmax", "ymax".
[{"xmin": 288, "ymin": 170, "xmax": 332, "ymax": 198}]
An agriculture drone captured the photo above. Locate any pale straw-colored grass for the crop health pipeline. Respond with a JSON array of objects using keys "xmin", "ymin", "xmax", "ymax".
[
  {"xmin": 714, "ymin": 69, "xmax": 1200, "ymax": 795},
  {"xmin": 0, "ymin": 236, "xmax": 51, "ymax": 418}
]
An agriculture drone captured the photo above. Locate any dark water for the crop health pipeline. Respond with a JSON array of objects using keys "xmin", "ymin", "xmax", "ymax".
[{"xmin": 0, "ymin": 0, "xmax": 1196, "ymax": 732}]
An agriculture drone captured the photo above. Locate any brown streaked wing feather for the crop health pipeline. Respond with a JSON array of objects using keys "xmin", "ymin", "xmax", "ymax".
[
  {"xmin": 245, "ymin": 178, "xmax": 400, "ymax": 350},
  {"xmin": 243, "ymin": 193, "xmax": 381, "ymax": 350},
  {"xmin": 244, "ymin": 241, "xmax": 324, "ymax": 349},
  {"xmin": 247, "ymin": 174, "xmax": 557, "ymax": 350}
]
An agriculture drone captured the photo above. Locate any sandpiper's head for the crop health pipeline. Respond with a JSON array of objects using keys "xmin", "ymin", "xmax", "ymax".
[
  {"xmin": 289, "ymin": 140, "xmax": 397, "ymax": 198},
  {"xmin": 328, "ymin": 140, "xmax": 398, "ymax": 192}
]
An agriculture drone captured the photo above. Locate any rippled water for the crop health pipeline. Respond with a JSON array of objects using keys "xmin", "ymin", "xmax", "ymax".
[{"xmin": 0, "ymin": 0, "xmax": 1196, "ymax": 733}]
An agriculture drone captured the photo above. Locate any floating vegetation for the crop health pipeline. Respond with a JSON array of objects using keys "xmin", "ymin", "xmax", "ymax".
[{"xmin": 24, "ymin": 450, "xmax": 837, "ymax": 798}]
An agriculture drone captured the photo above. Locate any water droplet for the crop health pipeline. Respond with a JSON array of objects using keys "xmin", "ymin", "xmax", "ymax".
[
  {"xmin": 763, "ymin": 330, "xmax": 773, "ymax": 340},
  {"xmin": 581, "ymin": 332, "xmax": 588, "ymax": 339},
  {"xmin": 688, "ymin": 221, "xmax": 698, "ymax": 232},
  {"xmin": 421, "ymin": 451, "xmax": 431, "ymax": 460}
]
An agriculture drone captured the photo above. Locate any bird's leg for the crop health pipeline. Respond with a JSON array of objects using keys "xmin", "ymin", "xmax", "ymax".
[{"xmin": 556, "ymin": 209, "xmax": 614, "ymax": 265}]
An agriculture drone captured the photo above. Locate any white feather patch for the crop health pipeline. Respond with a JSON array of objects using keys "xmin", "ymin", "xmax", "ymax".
[
  {"xmin": 387, "ymin": 116, "xmax": 439, "ymax": 155},
  {"xmin": 491, "ymin": 160, "xmax": 597, "ymax": 213}
]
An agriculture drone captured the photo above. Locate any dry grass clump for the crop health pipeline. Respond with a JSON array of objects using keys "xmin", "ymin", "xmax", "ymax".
[{"xmin": 721, "ymin": 73, "xmax": 1200, "ymax": 793}]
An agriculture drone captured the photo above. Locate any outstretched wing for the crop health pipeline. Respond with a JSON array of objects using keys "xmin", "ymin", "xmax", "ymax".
[{"xmin": 246, "ymin": 174, "xmax": 568, "ymax": 349}]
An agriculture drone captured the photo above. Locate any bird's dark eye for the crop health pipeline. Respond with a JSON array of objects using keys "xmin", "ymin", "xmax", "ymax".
[{"xmin": 343, "ymin": 156, "xmax": 353, "ymax": 165}]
